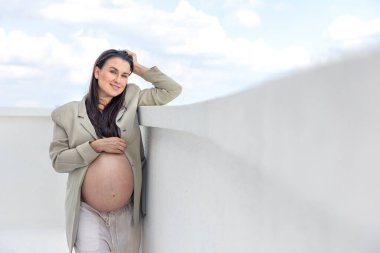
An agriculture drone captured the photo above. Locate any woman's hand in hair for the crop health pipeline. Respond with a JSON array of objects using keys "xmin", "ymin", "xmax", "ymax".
[
  {"xmin": 123, "ymin": 49, "xmax": 149, "ymax": 76},
  {"xmin": 90, "ymin": 137, "xmax": 127, "ymax": 154}
]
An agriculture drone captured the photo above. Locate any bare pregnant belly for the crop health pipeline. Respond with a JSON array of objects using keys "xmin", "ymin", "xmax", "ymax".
[{"xmin": 81, "ymin": 153, "xmax": 134, "ymax": 212}]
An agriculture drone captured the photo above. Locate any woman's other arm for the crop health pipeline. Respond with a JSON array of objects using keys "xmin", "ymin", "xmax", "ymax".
[
  {"xmin": 49, "ymin": 111, "xmax": 100, "ymax": 173},
  {"xmin": 124, "ymin": 49, "xmax": 182, "ymax": 106},
  {"xmin": 138, "ymin": 66, "xmax": 182, "ymax": 106}
]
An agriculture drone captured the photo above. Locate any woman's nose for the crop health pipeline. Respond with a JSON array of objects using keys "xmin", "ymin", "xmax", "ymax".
[{"xmin": 114, "ymin": 75, "xmax": 122, "ymax": 83}]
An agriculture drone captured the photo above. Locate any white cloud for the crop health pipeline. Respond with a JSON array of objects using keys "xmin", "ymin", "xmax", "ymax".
[
  {"xmin": 40, "ymin": 0, "xmax": 155, "ymax": 24},
  {"xmin": 229, "ymin": 38, "xmax": 311, "ymax": 72},
  {"xmin": 223, "ymin": 0, "xmax": 261, "ymax": 8},
  {"xmin": 39, "ymin": 0, "xmax": 309, "ymax": 73},
  {"xmin": 0, "ymin": 28, "xmax": 66, "ymax": 66},
  {"xmin": 0, "ymin": 27, "xmax": 111, "ymax": 84},
  {"xmin": 327, "ymin": 15, "xmax": 380, "ymax": 41},
  {"xmin": 0, "ymin": 64, "xmax": 42, "ymax": 79},
  {"xmin": 0, "ymin": 0, "xmax": 313, "ymax": 107},
  {"xmin": 235, "ymin": 9, "xmax": 261, "ymax": 28},
  {"xmin": 272, "ymin": 2, "xmax": 291, "ymax": 12}
]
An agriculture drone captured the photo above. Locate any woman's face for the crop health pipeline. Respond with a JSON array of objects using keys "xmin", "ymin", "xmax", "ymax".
[{"xmin": 94, "ymin": 56, "xmax": 132, "ymax": 101}]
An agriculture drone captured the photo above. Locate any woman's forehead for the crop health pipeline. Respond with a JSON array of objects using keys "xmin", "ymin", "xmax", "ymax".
[{"xmin": 104, "ymin": 56, "xmax": 131, "ymax": 72}]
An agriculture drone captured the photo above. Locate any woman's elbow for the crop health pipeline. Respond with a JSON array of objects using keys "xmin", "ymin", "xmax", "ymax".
[
  {"xmin": 51, "ymin": 158, "xmax": 64, "ymax": 173},
  {"xmin": 176, "ymin": 84, "xmax": 183, "ymax": 97},
  {"xmin": 50, "ymin": 153, "xmax": 69, "ymax": 173},
  {"xmin": 171, "ymin": 83, "xmax": 182, "ymax": 99}
]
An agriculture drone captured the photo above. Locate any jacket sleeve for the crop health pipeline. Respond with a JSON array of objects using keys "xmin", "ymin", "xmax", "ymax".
[
  {"xmin": 138, "ymin": 66, "xmax": 182, "ymax": 106},
  {"xmin": 49, "ymin": 111, "xmax": 100, "ymax": 173}
]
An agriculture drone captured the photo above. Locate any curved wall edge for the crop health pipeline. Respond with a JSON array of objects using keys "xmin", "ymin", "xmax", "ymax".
[{"xmin": 139, "ymin": 47, "xmax": 380, "ymax": 253}]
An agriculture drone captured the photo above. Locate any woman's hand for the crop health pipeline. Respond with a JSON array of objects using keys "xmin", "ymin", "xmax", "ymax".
[
  {"xmin": 123, "ymin": 49, "xmax": 149, "ymax": 76},
  {"xmin": 90, "ymin": 137, "xmax": 127, "ymax": 154}
]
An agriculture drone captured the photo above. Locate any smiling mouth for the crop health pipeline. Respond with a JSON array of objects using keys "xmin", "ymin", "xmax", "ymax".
[{"xmin": 111, "ymin": 84, "xmax": 121, "ymax": 90}]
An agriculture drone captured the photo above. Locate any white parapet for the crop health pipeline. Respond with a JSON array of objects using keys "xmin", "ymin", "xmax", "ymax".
[
  {"xmin": 0, "ymin": 111, "xmax": 68, "ymax": 252},
  {"xmin": 1, "ymin": 47, "xmax": 380, "ymax": 253},
  {"xmin": 139, "ymin": 48, "xmax": 380, "ymax": 253}
]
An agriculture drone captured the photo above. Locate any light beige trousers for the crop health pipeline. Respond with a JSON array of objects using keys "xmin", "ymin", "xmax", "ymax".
[{"xmin": 74, "ymin": 201, "xmax": 141, "ymax": 253}]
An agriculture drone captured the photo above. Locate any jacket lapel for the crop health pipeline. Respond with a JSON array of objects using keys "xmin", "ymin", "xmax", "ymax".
[
  {"xmin": 78, "ymin": 97, "xmax": 98, "ymax": 139},
  {"xmin": 116, "ymin": 106, "xmax": 127, "ymax": 128}
]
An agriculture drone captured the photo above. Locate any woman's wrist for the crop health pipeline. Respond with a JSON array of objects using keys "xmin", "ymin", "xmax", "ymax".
[
  {"xmin": 89, "ymin": 140, "xmax": 102, "ymax": 153},
  {"xmin": 133, "ymin": 63, "xmax": 149, "ymax": 76}
]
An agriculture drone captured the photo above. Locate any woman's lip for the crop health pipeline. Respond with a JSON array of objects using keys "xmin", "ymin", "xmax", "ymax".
[{"xmin": 111, "ymin": 84, "xmax": 121, "ymax": 90}]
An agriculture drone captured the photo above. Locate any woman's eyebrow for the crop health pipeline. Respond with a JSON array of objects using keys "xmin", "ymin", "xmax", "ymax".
[{"xmin": 109, "ymin": 66, "xmax": 129, "ymax": 75}]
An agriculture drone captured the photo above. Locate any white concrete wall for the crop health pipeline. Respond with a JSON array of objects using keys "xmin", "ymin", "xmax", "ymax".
[
  {"xmin": 0, "ymin": 110, "xmax": 68, "ymax": 252},
  {"xmin": 1, "ymin": 47, "xmax": 380, "ymax": 253},
  {"xmin": 139, "ymin": 48, "xmax": 380, "ymax": 253}
]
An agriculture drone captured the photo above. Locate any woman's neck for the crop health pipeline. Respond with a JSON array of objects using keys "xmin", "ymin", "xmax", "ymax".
[{"xmin": 98, "ymin": 97, "xmax": 111, "ymax": 110}]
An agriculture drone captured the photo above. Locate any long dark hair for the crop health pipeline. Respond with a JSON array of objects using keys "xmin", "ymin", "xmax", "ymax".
[{"xmin": 85, "ymin": 49, "xmax": 134, "ymax": 138}]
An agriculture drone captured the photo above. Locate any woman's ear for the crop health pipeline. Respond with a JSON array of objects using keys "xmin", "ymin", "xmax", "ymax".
[{"xmin": 94, "ymin": 66, "xmax": 100, "ymax": 79}]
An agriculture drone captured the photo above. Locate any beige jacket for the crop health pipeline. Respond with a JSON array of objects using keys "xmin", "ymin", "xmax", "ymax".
[{"xmin": 49, "ymin": 66, "xmax": 182, "ymax": 252}]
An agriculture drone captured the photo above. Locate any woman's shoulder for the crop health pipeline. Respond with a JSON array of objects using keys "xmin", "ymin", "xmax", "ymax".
[
  {"xmin": 126, "ymin": 83, "xmax": 140, "ymax": 93},
  {"xmin": 124, "ymin": 83, "xmax": 141, "ymax": 102},
  {"xmin": 51, "ymin": 100, "xmax": 80, "ymax": 122}
]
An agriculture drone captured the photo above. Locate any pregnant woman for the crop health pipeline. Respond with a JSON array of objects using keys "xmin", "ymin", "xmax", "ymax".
[{"xmin": 49, "ymin": 49, "xmax": 182, "ymax": 253}]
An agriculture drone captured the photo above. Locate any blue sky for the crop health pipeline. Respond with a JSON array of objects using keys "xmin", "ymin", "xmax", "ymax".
[{"xmin": 1, "ymin": 0, "xmax": 380, "ymax": 107}]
